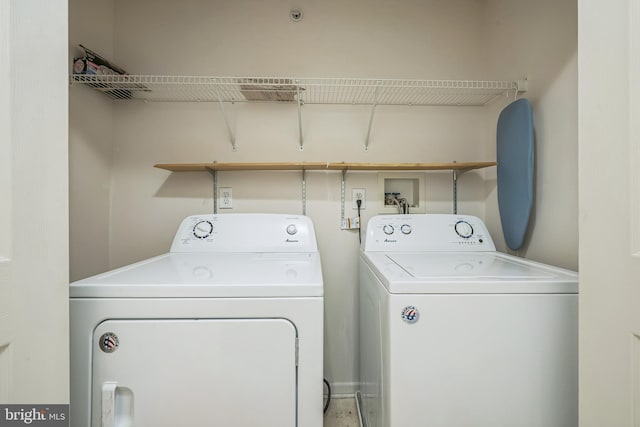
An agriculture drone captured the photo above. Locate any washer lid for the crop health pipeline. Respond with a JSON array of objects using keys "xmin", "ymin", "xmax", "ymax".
[
  {"xmin": 70, "ymin": 252, "xmax": 323, "ymax": 298},
  {"xmin": 363, "ymin": 252, "xmax": 577, "ymax": 294}
]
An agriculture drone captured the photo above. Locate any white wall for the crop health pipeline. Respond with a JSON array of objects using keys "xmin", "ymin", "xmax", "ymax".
[
  {"xmin": 482, "ymin": 0, "xmax": 578, "ymax": 270},
  {"xmin": 68, "ymin": 0, "xmax": 578, "ymax": 394},
  {"xmin": 112, "ymin": 0, "xmax": 487, "ymax": 78},
  {"xmin": 69, "ymin": 0, "xmax": 115, "ymax": 281}
]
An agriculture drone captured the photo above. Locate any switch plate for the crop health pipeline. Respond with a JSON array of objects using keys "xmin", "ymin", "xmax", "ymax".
[
  {"xmin": 352, "ymin": 188, "xmax": 366, "ymax": 209},
  {"xmin": 220, "ymin": 187, "xmax": 233, "ymax": 209}
]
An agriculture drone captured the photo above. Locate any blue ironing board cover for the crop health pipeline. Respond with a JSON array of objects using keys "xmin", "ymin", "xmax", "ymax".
[{"xmin": 497, "ymin": 98, "xmax": 534, "ymax": 251}]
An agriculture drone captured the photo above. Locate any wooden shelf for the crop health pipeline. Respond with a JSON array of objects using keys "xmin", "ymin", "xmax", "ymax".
[
  {"xmin": 153, "ymin": 161, "xmax": 496, "ymax": 215},
  {"xmin": 154, "ymin": 161, "xmax": 497, "ymax": 173}
]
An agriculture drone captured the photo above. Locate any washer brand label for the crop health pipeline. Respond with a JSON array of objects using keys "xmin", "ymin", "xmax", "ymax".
[
  {"xmin": 401, "ymin": 306, "xmax": 419, "ymax": 324},
  {"xmin": 99, "ymin": 332, "xmax": 119, "ymax": 353}
]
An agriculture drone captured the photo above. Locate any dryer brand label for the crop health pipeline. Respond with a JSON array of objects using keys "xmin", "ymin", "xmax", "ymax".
[
  {"xmin": 99, "ymin": 332, "xmax": 119, "ymax": 353},
  {"xmin": 401, "ymin": 306, "xmax": 419, "ymax": 324}
]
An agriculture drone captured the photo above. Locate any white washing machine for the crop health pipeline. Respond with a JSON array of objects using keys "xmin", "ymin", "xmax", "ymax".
[
  {"xmin": 70, "ymin": 213, "xmax": 323, "ymax": 427},
  {"xmin": 358, "ymin": 214, "xmax": 578, "ymax": 427}
]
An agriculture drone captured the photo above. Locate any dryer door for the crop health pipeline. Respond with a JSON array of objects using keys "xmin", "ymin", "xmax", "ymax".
[{"xmin": 92, "ymin": 318, "xmax": 297, "ymax": 427}]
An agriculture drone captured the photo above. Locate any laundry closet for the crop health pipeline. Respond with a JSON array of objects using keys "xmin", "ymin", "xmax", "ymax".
[{"xmin": 68, "ymin": 0, "xmax": 577, "ymax": 404}]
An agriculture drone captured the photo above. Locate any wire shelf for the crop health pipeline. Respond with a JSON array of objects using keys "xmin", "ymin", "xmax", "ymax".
[{"xmin": 70, "ymin": 75, "xmax": 519, "ymax": 106}]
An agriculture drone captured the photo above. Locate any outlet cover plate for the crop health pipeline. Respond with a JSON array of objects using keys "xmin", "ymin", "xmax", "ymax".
[
  {"xmin": 220, "ymin": 187, "xmax": 233, "ymax": 209},
  {"xmin": 352, "ymin": 188, "xmax": 366, "ymax": 209}
]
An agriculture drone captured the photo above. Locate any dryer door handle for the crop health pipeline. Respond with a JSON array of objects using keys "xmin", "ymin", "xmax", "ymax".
[{"xmin": 102, "ymin": 382, "xmax": 134, "ymax": 427}]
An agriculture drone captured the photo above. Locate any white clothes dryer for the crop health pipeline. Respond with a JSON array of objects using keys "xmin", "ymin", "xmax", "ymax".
[
  {"xmin": 70, "ymin": 214, "xmax": 323, "ymax": 427},
  {"xmin": 358, "ymin": 214, "xmax": 577, "ymax": 427}
]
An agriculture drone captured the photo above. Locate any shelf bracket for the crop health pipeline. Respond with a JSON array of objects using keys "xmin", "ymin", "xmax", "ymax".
[
  {"xmin": 340, "ymin": 169, "xmax": 347, "ymax": 225},
  {"xmin": 364, "ymin": 82, "xmax": 382, "ymax": 151},
  {"xmin": 301, "ymin": 168, "xmax": 307, "ymax": 215},
  {"xmin": 296, "ymin": 80, "xmax": 304, "ymax": 151},
  {"xmin": 451, "ymin": 162, "xmax": 474, "ymax": 215},
  {"xmin": 213, "ymin": 79, "xmax": 237, "ymax": 152},
  {"xmin": 206, "ymin": 166, "xmax": 219, "ymax": 214},
  {"xmin": 452, "ymin": 168, "xmax": 458, "ymax": 215}
]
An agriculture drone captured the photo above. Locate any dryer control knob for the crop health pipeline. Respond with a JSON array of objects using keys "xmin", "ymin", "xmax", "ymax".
[
  {"xmin": 193, "ymin": 220, "xmax": 214, "ymax": 239},
  {"xmin": 383, "ymin": 225, "xmax": 395, "ymax": 235},
  {"xmin": 286, "ymin": 224, "xmax": 298, "ymax": 235},
  {"xmin": 401, "ymin": 224, "xmax": 412, "ymax": 235},
  {"xmin": 454, "ymin": 220, "xmax": 474, "ymax": 239}
]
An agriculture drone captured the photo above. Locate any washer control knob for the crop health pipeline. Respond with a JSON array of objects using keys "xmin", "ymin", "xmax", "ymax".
[
  {"xmin": 454, "ymin": 220, "xmax": 474, "ymax": 239},
  {"xmin": 400, "ymin": 224, "xmax": 412, "ymax": 235},
  {"xmin": 193, "ymin": 220, "xmax": 214, "ymax": 239},
  {"xmin": 383, "ymin": 225, "xmax": 395, "ymax": 235},
  {"xmin": 286, "ymin": 224, "xmax": 298, "ymax": 235}
]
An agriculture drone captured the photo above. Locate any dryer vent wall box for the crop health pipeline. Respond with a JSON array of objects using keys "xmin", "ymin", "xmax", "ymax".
[
  {"xmin": 378, "ymin": 172, "xmax": 426, "ymax": 214},
  {"xmin": 69, "ymin": 213, "xmax": 324, "ymax": 427}
]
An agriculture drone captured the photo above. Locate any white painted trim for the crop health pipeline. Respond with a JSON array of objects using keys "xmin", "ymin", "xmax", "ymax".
[
  {"xmin": 0, "ymin": 1, "xmax": 12, "ymax": 404},
  {"xmin": 0, "ymin": 0, "xmax": 12, "ymax": 261},
  {"xmin": 633, "ymin": 334, "xmax": 640, "ymax": 427},
  {"xmin": 629, "ymin": 0, "xmax": 640, "ymax": 258},
  {"xmin": 0, "ymin": 344, "xmax": 10, "ymax": 402},
  {"xmin": 8, "ymin": 0, "xmax": 69, "ymax": 402}
]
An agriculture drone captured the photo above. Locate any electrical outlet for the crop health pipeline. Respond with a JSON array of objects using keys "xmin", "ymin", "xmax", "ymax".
[
  {"xmin": 352, "ymin": 188, "xmax": 366, "ymax": 209},
  {"xmin": 220, "ymin": 187, "xmax": 233, "ymax": 209}
]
